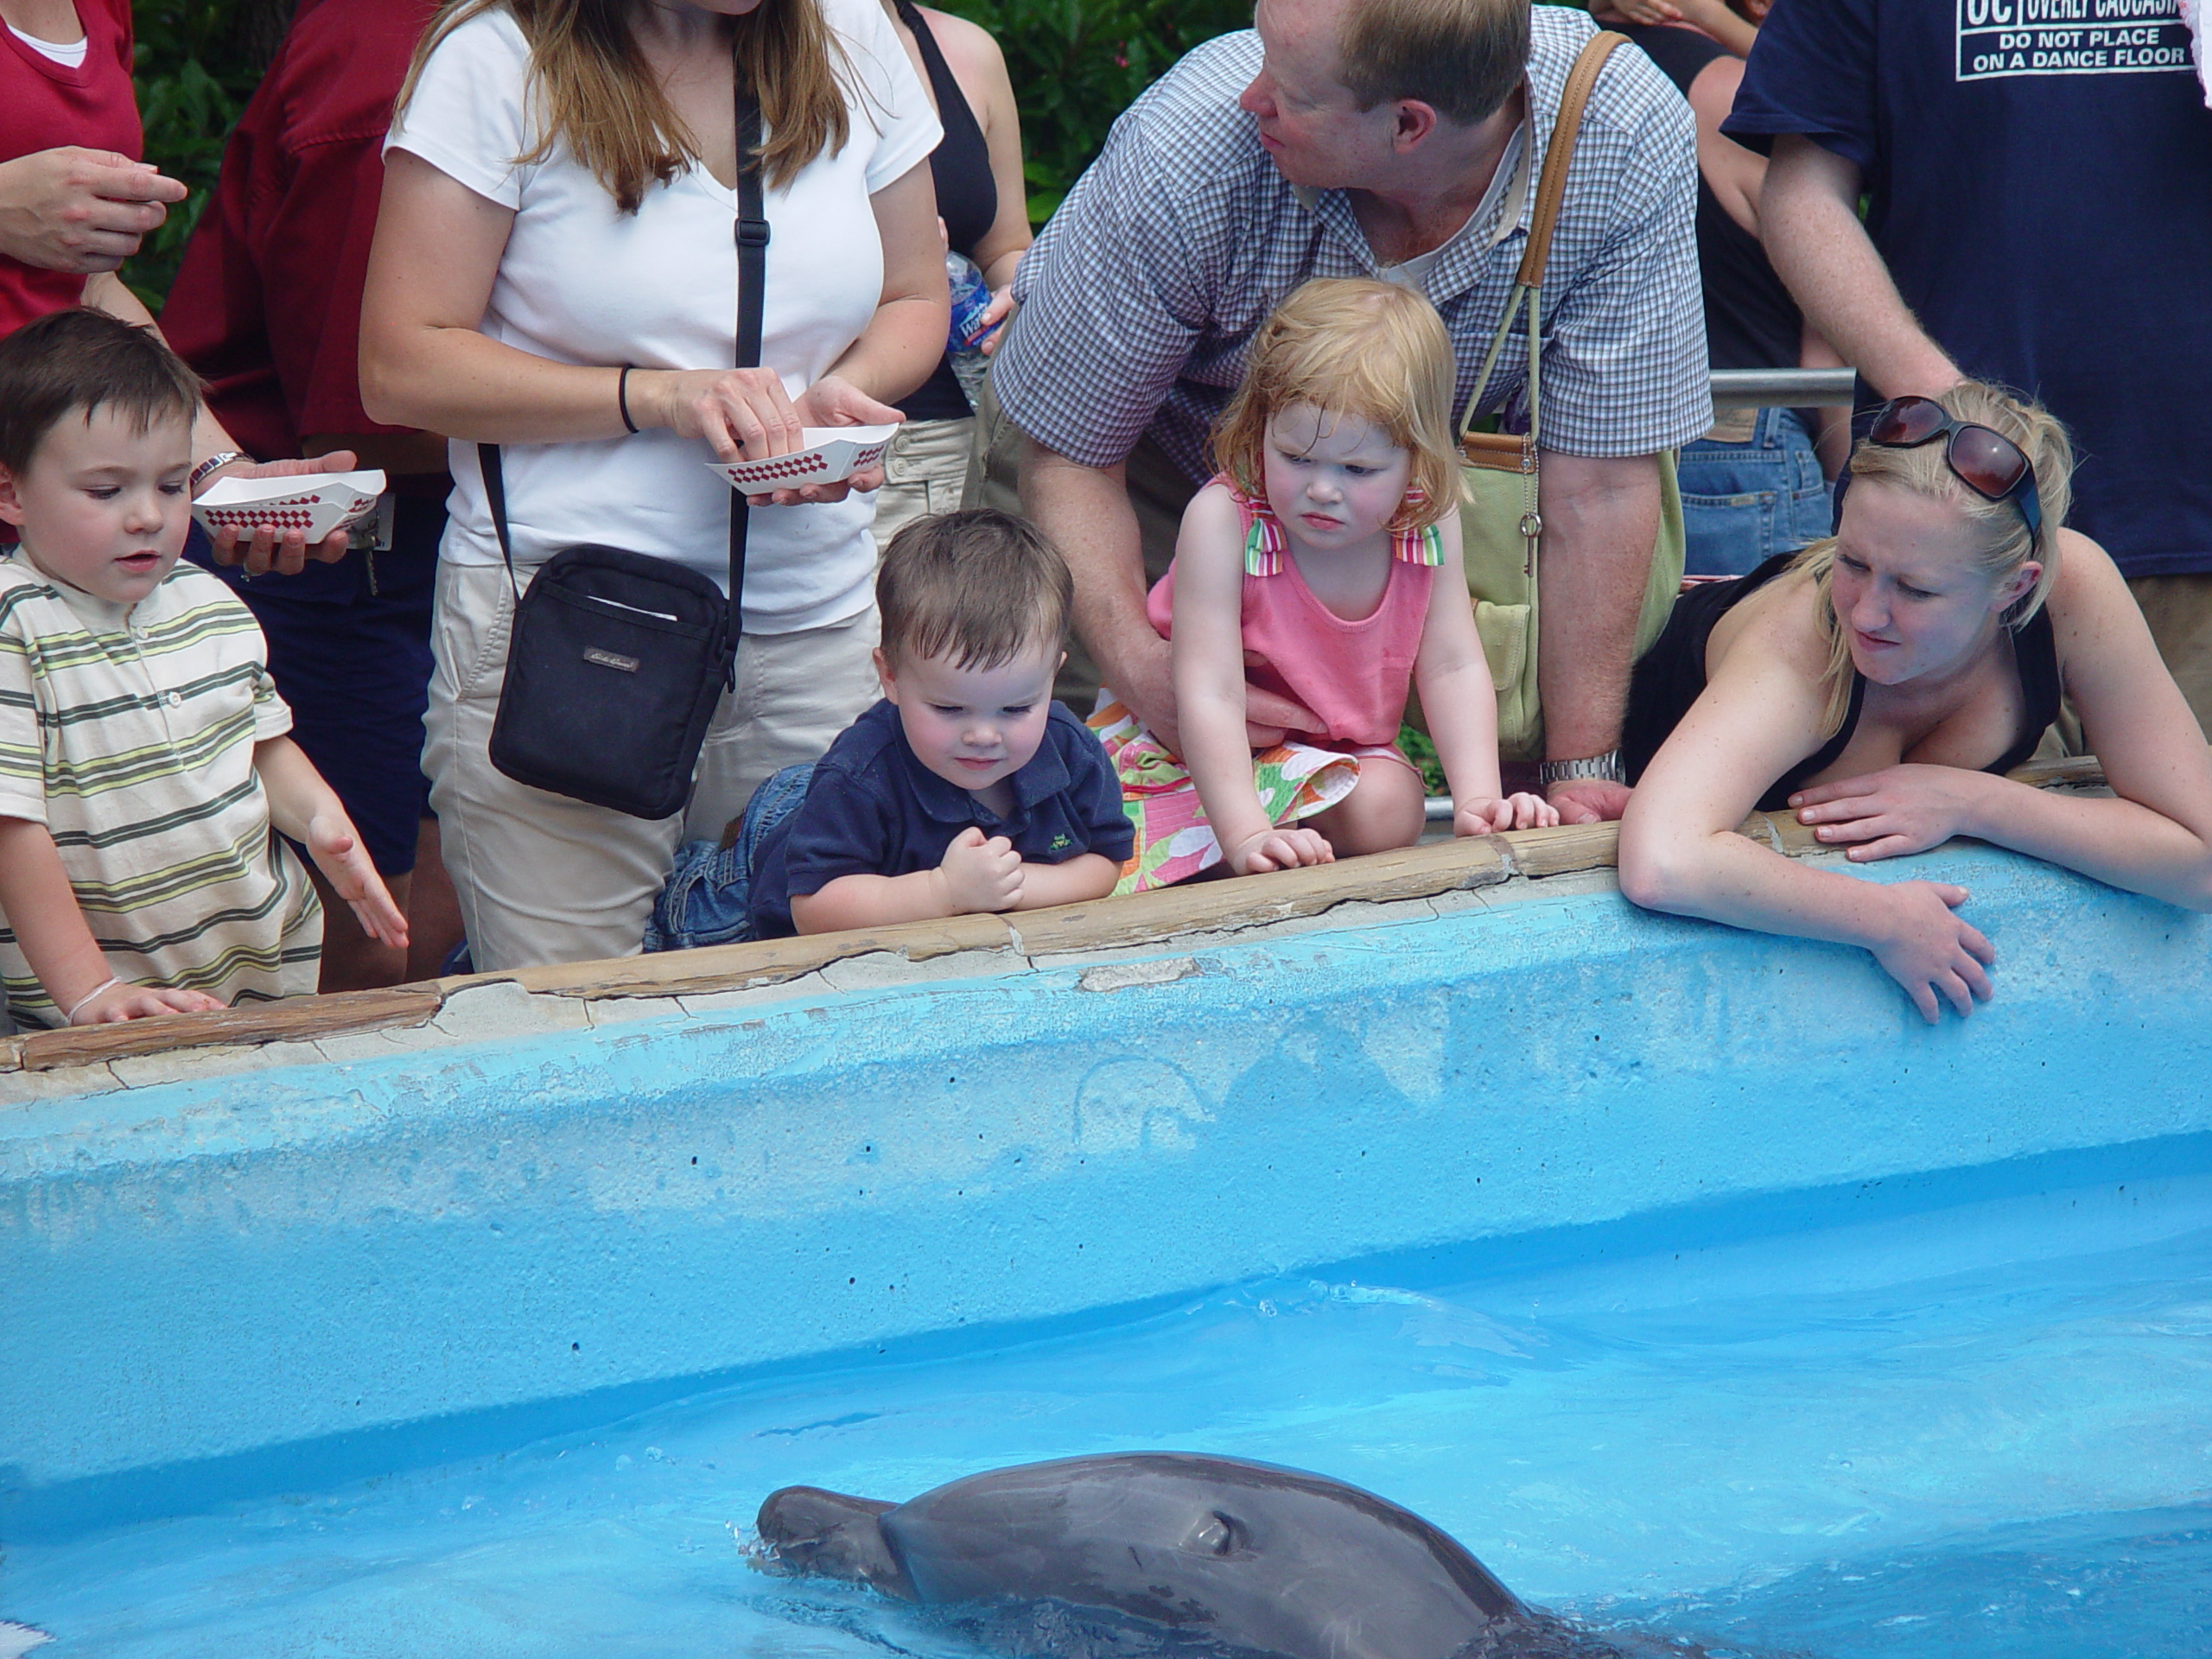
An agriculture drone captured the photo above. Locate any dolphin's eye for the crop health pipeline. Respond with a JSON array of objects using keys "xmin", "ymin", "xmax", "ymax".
[{"xmin": 1183, "ymin": 1510, "xmax": 1249, "ymax": 1557}]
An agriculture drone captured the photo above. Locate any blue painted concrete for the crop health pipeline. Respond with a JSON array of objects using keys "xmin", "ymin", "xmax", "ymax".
[{"xmin": 3, "ymin": 846, "xmax": 2208, "ymax": 1538}]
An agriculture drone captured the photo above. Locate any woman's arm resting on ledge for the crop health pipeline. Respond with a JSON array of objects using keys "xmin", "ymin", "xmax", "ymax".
[
  {"xmin": 1791, "ymin": 533, "xmax": 2212, "ymax": 912},
  {"xmin": 1617, "ymin": 632, "xmax": 1997, "ymax": 1021}
]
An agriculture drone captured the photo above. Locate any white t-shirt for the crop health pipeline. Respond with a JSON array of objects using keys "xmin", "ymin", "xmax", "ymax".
[
  {"xmin": 8, "ymin": 22, "xmax": 89, "ymax": 67},
  {"xmin": 1376, "ymin": 126, "xmax": 1526, "ymax": 297},
  {"xmin": 385, "ymin": 0, "xmax": 940, "ymax": 633}
]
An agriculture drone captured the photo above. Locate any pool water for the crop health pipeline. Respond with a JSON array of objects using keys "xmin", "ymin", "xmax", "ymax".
[{"xmin": 8, "ymin": 1165, "xmax": 2209, "ymax": 1658}]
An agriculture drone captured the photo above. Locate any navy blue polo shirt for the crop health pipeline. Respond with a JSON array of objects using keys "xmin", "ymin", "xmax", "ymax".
[
  {"xmin": 747, "ymin": 698, "xmax": 1135, "ymax": 938},
  {"xmin": 1725, "ymin": 0, "xmax": 2212, "ymax": 578}
]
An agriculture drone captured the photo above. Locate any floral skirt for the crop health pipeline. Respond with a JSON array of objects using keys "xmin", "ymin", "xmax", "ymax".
[{"xmin": 1088, "ymin": 700, "xmax": 1367, "ymax": 893}]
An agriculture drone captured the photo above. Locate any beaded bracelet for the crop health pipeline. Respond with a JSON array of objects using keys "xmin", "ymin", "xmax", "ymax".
[{"xmin": 188, "ymin": 451, "xmax": 246, "ymax": 493}]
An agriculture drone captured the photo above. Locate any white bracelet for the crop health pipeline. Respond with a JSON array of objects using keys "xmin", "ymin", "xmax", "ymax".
[{"xmin": 63, "ymin": 976, "xmax": 122, "ymax": 1024}]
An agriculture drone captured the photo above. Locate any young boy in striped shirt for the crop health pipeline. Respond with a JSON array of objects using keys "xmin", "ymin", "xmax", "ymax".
[{"xmin": 0, "ymin": 309, "xmax": 406, "ymax": 1028}]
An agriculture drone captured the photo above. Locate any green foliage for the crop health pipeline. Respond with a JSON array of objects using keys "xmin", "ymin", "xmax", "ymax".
[
  {"xmin": 124, "ymin": 0, "xmax": 251, "ymax": 303},
  {"xmin": 1397, "ymin": 721, "xmax": 1446, "ymax": 796},
  {"xmin": 935, "ymin": 0, "xmax": 1250, "ymax": 225}
]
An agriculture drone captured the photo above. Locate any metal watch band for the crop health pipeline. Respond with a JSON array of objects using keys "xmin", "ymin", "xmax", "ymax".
[
  {"xmin": 1538, "ymin": 749, "xmax": 1624, "ymax": 787},
  {"xmin": 188, "ymin": 451, "xmax": 246, "ymax": 493}
]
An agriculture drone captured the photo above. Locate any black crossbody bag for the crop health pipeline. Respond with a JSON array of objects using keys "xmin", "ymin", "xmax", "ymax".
[{"xmin": 480, "ymin": 79, "xmax": 769, "ymax": 821}]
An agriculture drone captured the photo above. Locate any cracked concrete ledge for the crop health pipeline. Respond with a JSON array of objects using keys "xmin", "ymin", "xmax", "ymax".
[{"xmin": 0, "ymin": 756, "xmax": 2109, "ymax": 1103}]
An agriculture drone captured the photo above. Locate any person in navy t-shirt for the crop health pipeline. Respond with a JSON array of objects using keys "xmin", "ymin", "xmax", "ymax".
[
  {"xmin": 648, "ymin": 510, "xmax": 1128, "ymax": 947},
  {"xmin": 1727, "ymin": 0, "xmax": 2212, "ymax": 727}
]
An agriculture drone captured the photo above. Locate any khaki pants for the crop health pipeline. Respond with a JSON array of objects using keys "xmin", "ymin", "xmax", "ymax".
[
  {"xmin": 869, "ymin": 414, "xmax": 978, "ymax": 555},
  {"xmin": 424, "ymin": 560, "xmax": 881, "ymax": 970},
  {"xmin": 966, "ymin": 373, "xmax": 1199, "ymax": 710},
  {"xmin": 2129, "ymin": 574, "xmax": 2212, "ymax": 734}
]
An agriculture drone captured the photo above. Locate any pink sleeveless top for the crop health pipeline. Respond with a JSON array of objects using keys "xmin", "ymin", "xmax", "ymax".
[{"xmin": 1147, "ymin": 474, "xmax": 1440, "ymax": 749}]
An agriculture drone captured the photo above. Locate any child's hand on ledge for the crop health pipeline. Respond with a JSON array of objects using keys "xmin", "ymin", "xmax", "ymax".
[
  {"xmin": 68, "ymin": 979, "xmax": 223, "ymax": 1026},
  {"xmin": 304, "ymin": 812, "xmax": 411, "ymax": 949},
  {"xmin": 935, "ymin": 827, "xmax": 1024, "ymax": 913},
  {"xmin": 1453, "ymin": 793, "xmax": 1560, "ymax": 836},
  {"xmin": 1225, "ymin": 825, "xmax": 1333, "ymax": 875}
]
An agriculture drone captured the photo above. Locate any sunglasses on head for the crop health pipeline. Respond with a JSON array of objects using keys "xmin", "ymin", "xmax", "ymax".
[{"xmin": 1865, "ymin": 395, "xmax": 2041, "ymax": 541}]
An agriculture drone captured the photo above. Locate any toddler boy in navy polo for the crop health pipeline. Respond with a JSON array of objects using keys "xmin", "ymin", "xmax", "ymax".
[
  {"xmin": 672, "ymin": 510, "xmax": 1128, "ymax": 944},
  {"xmin": 747, "ymin": 697, "xmax": 1130, "ymax": 938}
]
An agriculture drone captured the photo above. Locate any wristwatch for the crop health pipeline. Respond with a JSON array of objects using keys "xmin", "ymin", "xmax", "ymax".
[
  {"xmin": 1538, "ymin": 749, "xmax": 1624, "ymax": 788},
  {"xmin": 189, "ymin": 451, "xmax": 247, "ymax": 494}
]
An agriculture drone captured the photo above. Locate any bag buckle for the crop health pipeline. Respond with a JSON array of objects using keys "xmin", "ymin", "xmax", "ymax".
[{"xmin": 736, "ymin": 215, "xmax": 772, "ymax": 250}]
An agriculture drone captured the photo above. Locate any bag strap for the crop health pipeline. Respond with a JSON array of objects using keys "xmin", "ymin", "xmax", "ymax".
[
  {"xmin": 478, "ymin": 67, "xmax": 769, "ymax": 666},
  {"xmin": 728, "ymin": 75, "xmax": 767, "ymax": 682},
  {"xmin": 1515, "ymin": 29, "xmax": 1622, "ymax": 289},
  {"xmin": 483, "ymin": 440, "xmax": 518, "ymax": 599},
  {"xmin": 1459, "ymin": 28, "xmax": 1628, "ymax": 446}
]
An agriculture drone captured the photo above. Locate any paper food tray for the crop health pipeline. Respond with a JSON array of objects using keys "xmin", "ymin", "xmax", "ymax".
[
  {"xmin": 707, "ymin": 425, "xmax": 899, "ymax": 493},
  {"xmin": 192, "ymin": 469, "xmax": 387, "ymax": 543}
]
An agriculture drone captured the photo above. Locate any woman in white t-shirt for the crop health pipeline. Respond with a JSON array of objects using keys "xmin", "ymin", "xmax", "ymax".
[{"xmin": 360, "ymin": 0, "xmax": 947, "ymax": 969}]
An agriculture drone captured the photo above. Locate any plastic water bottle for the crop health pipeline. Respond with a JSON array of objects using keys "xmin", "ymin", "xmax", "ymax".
[{"xmin": 945, "ymin": 251, "xmax": 995, "ymax": 407}]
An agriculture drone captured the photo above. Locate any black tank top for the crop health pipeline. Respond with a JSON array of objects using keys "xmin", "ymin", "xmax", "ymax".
[
  {"xmin": 898, "ymin": 0, "xmax": 996, "ymax": 422},
  {"xmin": 1623, "ymin": 552, "xmax": 2063, "ymax": 813},
  {"xmin": 1615, "ymin": 24, "xmax": 1803, "ymax": 374}
]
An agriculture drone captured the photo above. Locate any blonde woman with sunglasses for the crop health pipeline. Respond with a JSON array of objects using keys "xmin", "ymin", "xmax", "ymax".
[{"xmin": 1618, "ymin": 381, "xmax": 2212, "ymax": 1022}]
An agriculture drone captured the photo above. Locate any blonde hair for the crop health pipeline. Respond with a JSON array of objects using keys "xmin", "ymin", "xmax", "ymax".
[
  {"xmin": 397, "ymin": 0, "xmax": 854, "ymax": 212},
  {"xmin": 1337, "ymin": 0, "xmax": 1529, "ymax": 124},
  {"xmin": 1790, "ymin": 379, "xmax": 2074, "ymax": 734},
  {"xmin": 1211, "ymin": 278, "xmax": 1463, "ymax": 532}
]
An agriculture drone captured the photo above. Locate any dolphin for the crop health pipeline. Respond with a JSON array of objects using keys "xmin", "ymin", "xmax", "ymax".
[{"xmin": 754, "ymin": 1452, "xmax": 1647, "ymax": 1659}]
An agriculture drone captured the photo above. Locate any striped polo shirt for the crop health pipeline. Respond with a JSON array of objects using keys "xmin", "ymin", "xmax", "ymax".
[{"xmin": 0, "ymin": 553, "xmax": 321, "ymax": 1025}]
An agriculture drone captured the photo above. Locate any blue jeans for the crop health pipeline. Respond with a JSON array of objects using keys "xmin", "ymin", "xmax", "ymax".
[
  {"xmin": 644, "ymin": 762, "xmax": 815, "ymax": 953},
  {"xmin": 1675, "ymin": 406, "xmax": 1831, "ymax": 578},
  {"xmin": 184, "ymin": 498, "xmax": 444, "ymax": 875}
]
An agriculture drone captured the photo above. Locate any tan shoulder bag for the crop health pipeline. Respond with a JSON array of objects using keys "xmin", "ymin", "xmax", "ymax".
[{"xmin": 1458, "ymin": 29, "xmax": 1687, "ymax": 762}]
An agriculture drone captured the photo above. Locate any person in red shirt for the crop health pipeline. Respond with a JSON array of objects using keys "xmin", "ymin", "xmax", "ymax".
[
  {"xmin": 161, "ymin": 0, "xmax": 462, "ymax": 990},
  {"xmin": 0, "ymin": 0, "xmax": 179, "ymax": 331},
  {"xmin": 0, "ymin": 0, "xmax": 364, "ymax": 585}
]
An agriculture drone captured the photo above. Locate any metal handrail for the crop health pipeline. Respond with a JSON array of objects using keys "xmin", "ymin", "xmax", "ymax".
[{"xmin": 1710, "ymin": 367, "xmax": 1858, "ymax": 409}]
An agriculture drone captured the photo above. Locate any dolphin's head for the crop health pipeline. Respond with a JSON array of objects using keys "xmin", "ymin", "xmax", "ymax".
[
  {"xmin": 879, "ymin": 1453, "xmax": 1530, "ymax": 1659},
  {"xmin": 755, "ymin": 1485, "xmax": 918, "ymax": 1600}
]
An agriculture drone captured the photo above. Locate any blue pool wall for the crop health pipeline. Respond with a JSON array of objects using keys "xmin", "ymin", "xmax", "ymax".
[{"xmin": 4, "ymin": 845, "xmax": 2209, "ymax": 1540}]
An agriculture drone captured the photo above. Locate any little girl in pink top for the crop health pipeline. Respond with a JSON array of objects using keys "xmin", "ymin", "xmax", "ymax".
[{"xmin": 1150, "ymin": 278, "xmax": 1555, "ymax": 875}]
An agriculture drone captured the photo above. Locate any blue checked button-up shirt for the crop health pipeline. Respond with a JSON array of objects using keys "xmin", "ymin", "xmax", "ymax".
[{"xmin": 994, "ymin": 7, "xmax": 1712, "ymax": 483}]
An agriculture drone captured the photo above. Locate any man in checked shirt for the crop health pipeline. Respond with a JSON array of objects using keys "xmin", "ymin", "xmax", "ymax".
[{"xmin": 982, "ymin": 0, "xmax": 1709, "ymax": 824}]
